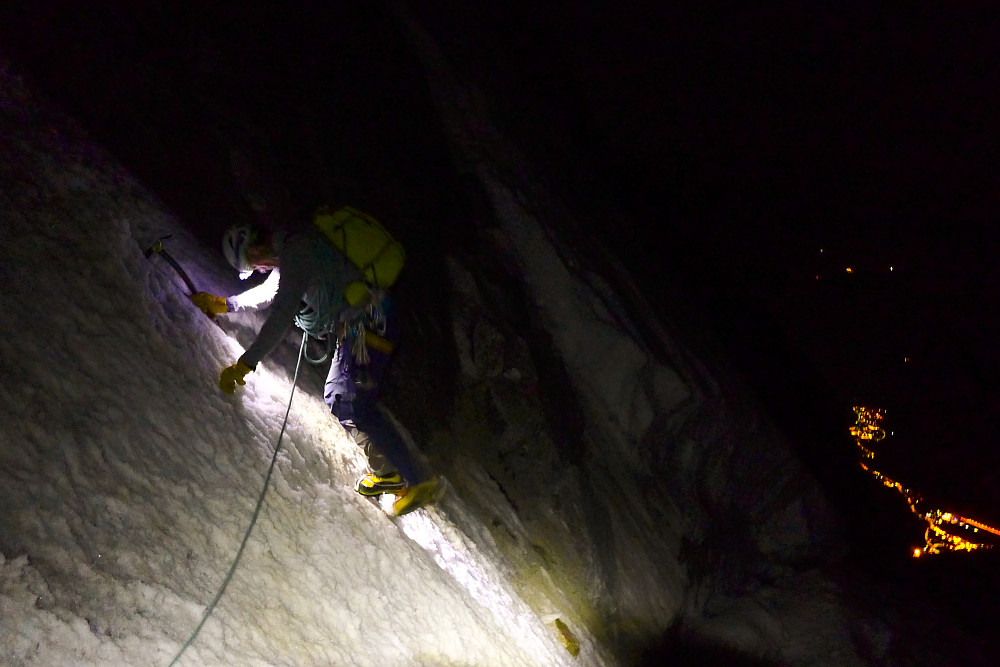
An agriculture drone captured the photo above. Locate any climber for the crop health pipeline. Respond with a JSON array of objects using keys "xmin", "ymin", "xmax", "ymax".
[{"xmin": 189, "ymin": 208, "xmax": 439, "ymax": 517}]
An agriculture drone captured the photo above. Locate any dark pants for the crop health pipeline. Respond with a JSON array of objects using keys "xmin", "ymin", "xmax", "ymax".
[{"xmin": 323, "ymin": 297, "xmax": 423, "ymax": 484}]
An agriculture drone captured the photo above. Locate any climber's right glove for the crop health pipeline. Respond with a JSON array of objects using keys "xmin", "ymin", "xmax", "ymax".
[
  {"xmin": 190, "ymin": 292, "xmax": 229, "ymax": 318},
  {"xmin": 219, "ymin": 359, "xmax": 253, "ymax": 394}
]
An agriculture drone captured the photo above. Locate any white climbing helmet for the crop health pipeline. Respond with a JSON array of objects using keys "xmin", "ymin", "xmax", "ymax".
[{"xmin": 222, "ymin": 224, "xmax": 256, "ymax": 279}]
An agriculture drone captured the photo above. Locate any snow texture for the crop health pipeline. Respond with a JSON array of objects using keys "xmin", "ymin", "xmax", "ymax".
[
  {"xmin": 0, "ymin": 6, "xmax": 962, "ymax": 663},
  {"xmin": 0, "ymin": 59, "xmax": 583, "ymax": 666}
]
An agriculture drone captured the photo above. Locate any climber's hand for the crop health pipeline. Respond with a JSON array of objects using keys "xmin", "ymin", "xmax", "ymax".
[
  {"xmin": 219, "ymin": 359, "xmax": 253, "ymax": 394},
  {"xmin": 190, "ymin": 292, "xmax": 229, "ymax": 317}
]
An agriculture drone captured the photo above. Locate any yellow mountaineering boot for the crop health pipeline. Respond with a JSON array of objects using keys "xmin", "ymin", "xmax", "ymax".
[
  {"xmin": 389, "ymin": 477, "xmax": 446, "ymax": 517},
  {"xmin": 354, "ymin": 471, "xmax": 407, "ymax": 497}
]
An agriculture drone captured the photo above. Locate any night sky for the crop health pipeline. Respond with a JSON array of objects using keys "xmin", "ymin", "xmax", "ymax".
[{"xmin": 3, "ymin": 0, "xmax": 998, "ymax": 626}]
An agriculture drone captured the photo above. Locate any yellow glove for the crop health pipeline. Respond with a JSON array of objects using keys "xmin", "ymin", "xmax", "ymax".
[
  {"xmin": 219, "ymin": 359, "xmax": 253, "ymax": 394},
  {"xmin": 190, "ymin": 292, "xmax": 229, "ymax": 317}
]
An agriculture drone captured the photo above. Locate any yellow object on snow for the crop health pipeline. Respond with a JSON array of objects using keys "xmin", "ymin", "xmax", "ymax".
[{"xmin": 553, "ymin": 618, "xmax": 580, "ymax": 657}]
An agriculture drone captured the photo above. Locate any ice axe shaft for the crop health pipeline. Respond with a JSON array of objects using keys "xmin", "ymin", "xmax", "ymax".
[{"xmin": 144, "ymin": 235, "xmax": 198, "ymax": 295}]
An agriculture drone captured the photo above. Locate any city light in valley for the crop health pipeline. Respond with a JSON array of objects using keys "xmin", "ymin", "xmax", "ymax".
[{"xmin": 850, "ymin": 406, "xmax": 999, "ymax": 557}]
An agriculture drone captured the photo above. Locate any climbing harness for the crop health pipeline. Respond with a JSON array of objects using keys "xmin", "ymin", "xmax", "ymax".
[
  {"xmin": 168, "ymin": 331, "xmax": 308, "ymax": 667},
  {"xmin": 144, "ymin": 235, "xmax": 198, "ymax": 295}
]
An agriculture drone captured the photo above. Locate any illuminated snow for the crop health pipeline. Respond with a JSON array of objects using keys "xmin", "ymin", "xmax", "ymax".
[
  {"xmin": 0, "ymin": 9, "xmax": 956, "ymax": 662},
  {"xmin": 0, "ymin": 63, "xmax": 583, "ymax": 667}
]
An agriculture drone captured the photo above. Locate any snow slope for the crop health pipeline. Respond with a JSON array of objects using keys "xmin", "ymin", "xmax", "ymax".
[
  {"xmin": 0, "ymin": 58, "xmax": 584, "ymax": 666},
  {"xmin": 2, "ymin": 4, "xmax": 986, "ymax": 663}
]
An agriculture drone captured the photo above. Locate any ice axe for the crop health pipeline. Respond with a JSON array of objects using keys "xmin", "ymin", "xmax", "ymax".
[{"xmin": 143, "ymin": 235, "xmax": 198, "ymax": 295}]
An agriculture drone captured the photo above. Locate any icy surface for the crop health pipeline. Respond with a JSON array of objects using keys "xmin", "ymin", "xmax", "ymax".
[
  {"xmin": 1, "ymin": 6, "xmax": 970, "ymax": 661},
  {"xmin": 0, "ymin": 61, "xmax": 584, "ymax": 666}
]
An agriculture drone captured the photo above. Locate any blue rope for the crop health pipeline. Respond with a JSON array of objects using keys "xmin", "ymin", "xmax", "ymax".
[{"xmin": 169, "ymin": 331, "xmax": 309, "ymax": 666}]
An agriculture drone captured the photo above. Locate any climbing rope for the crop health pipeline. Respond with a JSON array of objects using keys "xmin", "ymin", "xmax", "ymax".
[
  {"xmin": 168, "ymin": 331, "xmax": 309, "ymax": 666},
  {"xmin": 302, "ymin": 332, "xmax": 334, "ymax": 365}
]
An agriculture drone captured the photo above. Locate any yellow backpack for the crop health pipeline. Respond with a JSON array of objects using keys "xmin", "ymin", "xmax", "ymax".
[{"xmin": 313, "ymin": 205, "xmax": 406, "ymax": 305}]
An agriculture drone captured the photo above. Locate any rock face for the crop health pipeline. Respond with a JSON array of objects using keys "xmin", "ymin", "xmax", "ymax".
[
  {"xmin": 1, "ymin": 4, "xmax": 991, "ymax": 665},
  {"xmin": 377, "ymin": 8, "xmax": 992, "ymax": 665},
  {"xmin": 388, "ymin": 172, "xmax": 854, "ymax": 663},
  {"xmin": 382, "ymin": 7, "xmax": 865, "ymax": 663}
]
